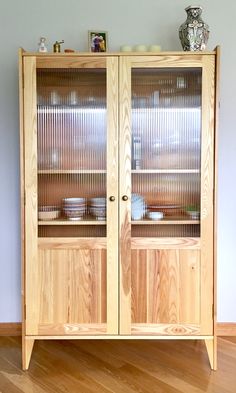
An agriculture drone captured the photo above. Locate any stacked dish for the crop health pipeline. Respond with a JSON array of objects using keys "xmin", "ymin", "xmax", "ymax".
[
  {"xmin": 89, "ymin": 197, "xmax": 106, "ymax": 220},
  {"xmin": 131, "ymin": 194, "xmax": 146, "ymax": 220},
  {"xmin": 38, "ymin": 206, "xmax": 60, "ymax": 221},
  {"xmin": 62, "ymin": 198, "xmax": 86, "ymax": 220}
]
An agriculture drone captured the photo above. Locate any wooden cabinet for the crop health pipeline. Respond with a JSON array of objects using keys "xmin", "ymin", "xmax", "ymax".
[{"xmin": 19, "ymin": 48, "xmax": 219, "ymax": 370}]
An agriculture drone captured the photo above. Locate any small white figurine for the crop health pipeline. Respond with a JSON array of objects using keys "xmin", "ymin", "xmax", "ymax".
[{"xmin": 38, "ymin": 37, "xmax": 48, "ymax": 53}]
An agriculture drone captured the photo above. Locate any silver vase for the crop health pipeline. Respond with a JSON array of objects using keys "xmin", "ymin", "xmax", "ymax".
[{"xmin": 179, "ymin": 5, "xmax": 209, "ymax": 51}]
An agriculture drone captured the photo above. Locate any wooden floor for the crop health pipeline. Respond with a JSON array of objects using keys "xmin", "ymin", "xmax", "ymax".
[{"xmin": 0, "ymin": 337, "xmax": 236, "ymax": 392}]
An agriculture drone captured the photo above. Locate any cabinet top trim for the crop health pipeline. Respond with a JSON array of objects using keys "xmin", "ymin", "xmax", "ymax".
[{"xmin": 20, "ymin": 50, "xmax": 218, "ymax": 58}]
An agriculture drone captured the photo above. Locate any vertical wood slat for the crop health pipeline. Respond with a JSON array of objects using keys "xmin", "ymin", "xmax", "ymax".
[
  {"xmin": 23, "ymin": 57, "xmax": 38, "ymax": 335},
  {"xmin": 200, "ymin": 55, "xmax": 215, "ymax": 334},
  {"xmin": 119, "ymin": 56, "xmax": 132, "ymax": 334},
  {"xmin": 106, "ymin": 57, "xmax": 119, "ymax": 334}
]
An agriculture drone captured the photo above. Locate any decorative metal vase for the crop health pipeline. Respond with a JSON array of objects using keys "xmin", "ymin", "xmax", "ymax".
[{"xmin": 179, "ymin": 5, "xmax": 209, "ymax": 51}]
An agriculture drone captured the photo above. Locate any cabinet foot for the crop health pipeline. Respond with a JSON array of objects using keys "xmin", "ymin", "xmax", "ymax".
[
  {"xmin": 205, "ymin": 337, "xmax": 217, "ymax": 370},
  {"xmin": 22, "ymin": 337, "xmax": 35, "ymax": 370}
]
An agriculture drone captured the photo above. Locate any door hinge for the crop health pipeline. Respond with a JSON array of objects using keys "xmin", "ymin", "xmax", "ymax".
[
  {"xmin": 24, "ymin": 190, "xmax": 26, "ymax": 206},
  {"xmin": 24, "ymin": 304, "xmax": 26, "ymax": 320},
  {"xmin": 212, "ymin": 304, "xmax": 214, "ymax": 319}
]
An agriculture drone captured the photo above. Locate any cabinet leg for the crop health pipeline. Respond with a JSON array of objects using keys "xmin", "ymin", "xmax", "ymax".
[
  {"xmin": 205, "ymin": 337, "xmax": 217, "ymax": 370},
  {"xmin": 22, "ymin": 336, "xmax": 35, "ymax": 370}
]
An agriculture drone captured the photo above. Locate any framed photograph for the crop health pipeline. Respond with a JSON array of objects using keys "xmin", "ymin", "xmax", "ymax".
[{"xmin": 88, "ymin": 31, "xmax": 108, "ymax": 52}]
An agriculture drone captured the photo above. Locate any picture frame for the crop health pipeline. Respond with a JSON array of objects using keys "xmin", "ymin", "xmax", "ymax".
[{"xmin": 88, "ymin": 31, "xmax": 108, "ymax": 52}]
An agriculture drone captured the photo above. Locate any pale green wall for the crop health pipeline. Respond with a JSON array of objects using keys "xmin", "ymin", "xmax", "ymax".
[{"xmin": 0, "ymin": 0, "xmax": 234, "ymax": 321}]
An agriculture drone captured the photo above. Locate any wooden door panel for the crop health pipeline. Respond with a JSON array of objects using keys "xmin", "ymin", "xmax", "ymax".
[
  {"xmin": 131, "ymin": 249, "xmax": 200, "ymax": 326},
  {"xmin": 26, "ymin": 247, "xmax": 107, "ymax": 335}
]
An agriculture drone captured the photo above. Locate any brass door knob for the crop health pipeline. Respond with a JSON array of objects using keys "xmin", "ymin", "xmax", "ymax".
[
  {"xmin": 109, "ymin": 196, "xmax": 115, "ymax": 201},
  {"xmin": 122, "ymin": 195, "xmax": 128, "ymax": 201}
]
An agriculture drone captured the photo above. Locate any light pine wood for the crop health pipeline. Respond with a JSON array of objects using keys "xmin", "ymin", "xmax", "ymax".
[
  {"xmin": 119, "ymin": 56, "xmax": 132, "ymax": 334},
  {"xmin": 22, "ymin": 337, "xmax": 34, "ymax": 371},
  {"xmin": 131, "ymin": 169, "xmax": 200, "ymax": 174},
  {"xmin": 23, "ymin": 335, "xmax": 213, "ymax": 340},
  {"xmin": 2, "ymin": 322, "xmax": 234, "ymax": 337},
  {"xmin": 131, "ymin": 324, "xmax": 200, "ymax": 335},
  {"xmin": 131, "ymin": 219, "xmax": 200, "ymax": 225},
  {"xmin": 21, "ymin": 51, "xmax": 218, "ymax": 369},
  {"xmin": 106, "ymin": 57, "xmax": 119, "ymax": 334},
  {"xmin": 131, "ymin": 237, "xmax": 200, "ymax": 249},
  {"xmin": 200, "ymin": 55, "xmax": 215, "ymax": 335},
  {"xmin": 128, "ymin": 54, "xmax": 204, "ymax": 68},
  {"xmin": 131, "ymin": 249, "xmax": 200, "ymax": 327},
  {"xmin": 36, "ymin": 56, "xmax": 107, "ymax": 68},
  {"xmin": 23, "ymin": 56, "xmax": 38, "ymax": 336},
  {"xmin": 214, "ymin": 47, "xmax": 220, "ymax": 342},
  {"xmin": 38, "ymin": 324, "xmax": 107, "ymax": 335},
  {"xmin": 34, "ymin": 248, "xmax": 107, "ymax": 332},
  {"xmin": 38, "ymin": 169, "xmax": 107, "ymax": 174},
  {"xmin": 38, "ymin": 237, "xmax": 106, "ymax": 249},
  {"xmin": 2, "ymin": 337, "xmax": 236, "ymax": 390},
  {"xmin": 19, "ymin": 49, "xmax": 26, "ymax": 344},
  {"xmin": 205, "ymin": 338, "xmax": 217, "ymax": 370},
  {"xmin": 38, "ymin": 219, "xmax": 107, "ymax": 225},
  {"xmin": 23, "ymin": 50, "xmax": 217, "ymax": 56}
]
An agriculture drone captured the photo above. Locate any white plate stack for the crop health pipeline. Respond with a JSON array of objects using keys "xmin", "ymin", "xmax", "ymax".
[
  {"xmin": 131, "ymin": 194, "xmax": 146, "ymax": 220},
  {"xmin": 62, "ymin": 198, "xmax": 86, "ymax": 220},
  {"xmin": 89, "ymin": 197, "xmax": 106, "ymax": 220}
]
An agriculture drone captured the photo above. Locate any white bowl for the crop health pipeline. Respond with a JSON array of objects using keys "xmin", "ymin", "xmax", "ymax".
[
  {"xmin": 147, "ymin": 211, "xmax": 164, "ymax": 220},
  {"xmin": 38, "ymin": 206, "xmax": 60, "ymax": 221}
]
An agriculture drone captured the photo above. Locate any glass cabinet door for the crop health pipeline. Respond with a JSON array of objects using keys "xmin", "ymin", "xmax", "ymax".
[
  {"xmin": 119, "ymin": 55, "xmax": 215, "ymax": 336},
  {"xmin": 131, "ymin": 68, "xmax": 201, "ymax": 238},
  {"xmin": 24, "ymin": 56, "xmax": 118, "ymax": 335}
]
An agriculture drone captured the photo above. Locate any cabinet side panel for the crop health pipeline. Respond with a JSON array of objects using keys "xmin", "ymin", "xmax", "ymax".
[
  {"xmin": 200, "ymin": 56, "xmax": 215, "ymax": 334},
  {"xmin": 23, "ymin": 57, "xmax": 39, "ymax": 335}
]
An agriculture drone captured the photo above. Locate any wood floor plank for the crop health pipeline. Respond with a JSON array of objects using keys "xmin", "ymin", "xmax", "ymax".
[{"xmin": 0, "ymin": 337, "xmax": 236, "ymax": 393}]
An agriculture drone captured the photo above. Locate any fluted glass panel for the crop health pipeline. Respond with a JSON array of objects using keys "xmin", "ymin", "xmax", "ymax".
[
  {"xmin": 37, "ymin": 69, "xmax": 107, "ymax": 237},
  {"xmin": 131, "ymin": 68, "xmax": 201, "ymax": 237}
]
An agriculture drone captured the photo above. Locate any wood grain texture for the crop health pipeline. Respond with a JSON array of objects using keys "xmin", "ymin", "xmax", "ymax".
[
  {"xmin": 119, "ymin": 56, "xmax": 132, "ymax": 334},
  {"xmin": 131, "ymin": 249, "xmax": 200, "ymax": 327},
  {"xmin": 23, "ymin": 56, "xmax": 38, "ymax": 335},
  {"xmin": 200, "ymin": 55, "xmax": 215, "ymax": 335},
  {"xmin": 1, "ymin": 336, "xmax": 236, "ymax": 389},
  {"xmin": 2, "ymin": 322, "xmax": 234, "ymax": 336},
  {"xmin": 33, "ymin": 248, "xmax": 107, "ymax": 332},
  {"xmin": 131, "ymin": 237, "xmax": 200, "ymax": 249},
  {"xmin": 214, "ymin": 47, "xmax": 220, "ymax": 341},
  {"xmin": 22, "ymin": 337, "xmax": 34, "ymax": 371},
  {"xmin": 38, "ymin": 237, "xmax": 106, "ymax": 249},
  {"xmin": 128, "ymin": 55, "xmax": 204, "ymax": 68},
  {"xmin": 106, "ymin": 57, "xmax": 119, "ymax": 334},
  {"xmin": 19, "ymin": 49, "xmax": 25, "ymax": 341},
  {"xmin": 36, "ymin": 57, "xmax": 107, "ymax": 68}
]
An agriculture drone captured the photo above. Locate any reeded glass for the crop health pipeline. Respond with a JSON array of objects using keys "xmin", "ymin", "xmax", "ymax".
[
  {"xmin": 131, "ymin": 68, "xmax": 202, "ymax": 237},
  {"xmin": 37, "ymin": 68, "xmax": 107, "ymax": 237}
]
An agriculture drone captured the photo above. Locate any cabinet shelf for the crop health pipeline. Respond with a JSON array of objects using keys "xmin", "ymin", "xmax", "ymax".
[
  {"xmin": 132, "ymin": 218, "xmax": 200, "ymax": 225},
  {"xmin": 38, "ymin": 218, "xmax": 106, "ymax": 225},
  {"xmin": 131, "ymin": 169, "xmax": 200, "ymax": 174},
  {"xmin": 38, "ymin": 169, "xmax": 107, "ymax": 174}
]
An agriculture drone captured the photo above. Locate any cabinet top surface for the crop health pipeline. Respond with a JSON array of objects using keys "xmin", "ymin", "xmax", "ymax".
[{"xmin": 20, "ymin": 48, "xmax": 218, "ymax": 58}]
